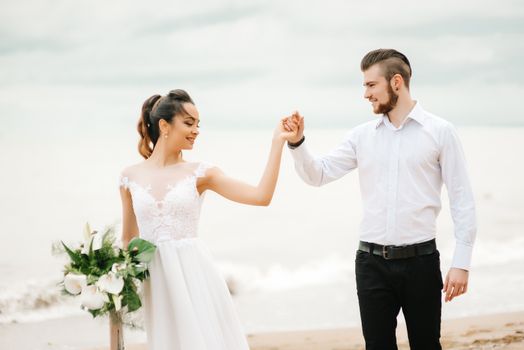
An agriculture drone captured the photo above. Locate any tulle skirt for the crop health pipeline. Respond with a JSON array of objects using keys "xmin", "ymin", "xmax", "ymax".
[{"xmin": 142, "ymin": 238, "xmax": 250, "ymax": 350}]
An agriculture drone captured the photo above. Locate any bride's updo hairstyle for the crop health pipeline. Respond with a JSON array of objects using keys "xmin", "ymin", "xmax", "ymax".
[{"xmin": 137, "ymin": 89, "xmax": 194, "ymax": 159}]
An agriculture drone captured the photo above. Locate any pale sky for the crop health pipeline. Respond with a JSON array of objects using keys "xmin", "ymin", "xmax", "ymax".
[{"xmin": 1, "ymin": 0, "xmax": 523, "ymax": 135}]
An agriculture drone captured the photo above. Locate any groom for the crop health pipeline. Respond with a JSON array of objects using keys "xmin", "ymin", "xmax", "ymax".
[{"xmin": 284, "ymin": 49, "xmax": 476, "ymax": 350}]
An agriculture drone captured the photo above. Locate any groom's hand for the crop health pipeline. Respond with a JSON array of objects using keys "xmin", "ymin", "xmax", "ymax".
[
  {"xmin": 443, "ymin": 268, "xmax": 469, "ymax": 302},
  {"xmin": 283, "ymin": 111, "xmax": 305, "ymax": 144},
  {"xmin": 274, "ymin": 116, "xmax": 300, "ymax": 143}
]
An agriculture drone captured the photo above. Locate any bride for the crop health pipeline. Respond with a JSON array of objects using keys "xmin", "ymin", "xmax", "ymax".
[{"xmin": 118, "ymin": 89, "xmax": 298, "ymax": 349}]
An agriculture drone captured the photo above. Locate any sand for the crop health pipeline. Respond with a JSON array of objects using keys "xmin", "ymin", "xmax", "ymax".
[
  {"xmin": 246, "ymin": 311, "xmax": 524, "ymax": 349},
  {"xmin": 4, "ymin": 311, "xmax": 522, "ymax": 350}
]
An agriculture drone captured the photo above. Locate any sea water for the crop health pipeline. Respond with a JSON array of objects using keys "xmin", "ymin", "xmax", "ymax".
[{"xmin": 0, "ymin": 127, "xmax": 523, "ymax": 332}]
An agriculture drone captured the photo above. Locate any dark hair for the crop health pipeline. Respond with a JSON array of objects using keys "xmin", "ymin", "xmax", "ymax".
[
  {"xmin": 360, "ymin": 49, "xmax": 412, "ymax": 89},
  {"xmin": 137, "ymin": 89, "xmax": 194, "ymax": 159}
]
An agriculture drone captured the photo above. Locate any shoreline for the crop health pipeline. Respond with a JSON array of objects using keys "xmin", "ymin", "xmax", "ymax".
[
  {"xmin": 1, "ymin": 311, "xmax": 522, "ymax": 350},
  {"xmin": 247, "ymin": 311, "xmax": 524, "ymax": 349}
]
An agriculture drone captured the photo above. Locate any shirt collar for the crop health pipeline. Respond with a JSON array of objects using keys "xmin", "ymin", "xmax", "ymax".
[
  {"xmin": 407, "ymin": 101, "xmax": 426, "ymax": 126},
  {"xmin": 375, "ymin": 101, "xmax": 426, "ymax": 129},
  {"xmin": 375, "ymin": 116, "xmax": 386, "ymax": 129}
]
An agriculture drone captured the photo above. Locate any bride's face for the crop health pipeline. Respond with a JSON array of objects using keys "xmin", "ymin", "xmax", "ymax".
[{"xmin": 166, "ymin": 103, "xmax": 200, "ymax": 150}]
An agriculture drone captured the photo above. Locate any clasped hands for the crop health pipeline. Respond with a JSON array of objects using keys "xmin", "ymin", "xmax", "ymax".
[{"xmin": 274, "ymin": 111, "xmax": 305, "ymax": 144}]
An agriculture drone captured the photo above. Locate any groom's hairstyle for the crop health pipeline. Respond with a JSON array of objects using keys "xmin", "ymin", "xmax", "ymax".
[{"xmin": 361, "ymin": 49, "xmax": 412, "ymax": 89}]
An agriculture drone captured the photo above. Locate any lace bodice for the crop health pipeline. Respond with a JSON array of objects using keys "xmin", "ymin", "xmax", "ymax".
[{"xmin": 119, "ymin": 162, "xmax": 213, "ymax": 244}]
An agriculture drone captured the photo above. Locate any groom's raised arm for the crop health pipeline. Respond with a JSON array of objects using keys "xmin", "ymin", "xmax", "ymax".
[{"xmin": 286, "ymin": 115, "xmax": 357, "ymax": 186}]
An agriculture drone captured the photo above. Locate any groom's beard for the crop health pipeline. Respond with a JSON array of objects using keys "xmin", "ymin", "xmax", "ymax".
[{"xmin": 375, "ymin": 84, "xmax": 399, "ymax": 115}]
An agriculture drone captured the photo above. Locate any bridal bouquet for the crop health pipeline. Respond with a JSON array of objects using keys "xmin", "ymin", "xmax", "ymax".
[{"xmin": 58, "ymin": 223, "xmax": 156, "ymax": 318}]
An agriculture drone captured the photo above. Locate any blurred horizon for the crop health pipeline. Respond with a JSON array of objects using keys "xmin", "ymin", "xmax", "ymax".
[{"xmin": 1, "ymin": 0, "xmax": 524, "ymax": 138}]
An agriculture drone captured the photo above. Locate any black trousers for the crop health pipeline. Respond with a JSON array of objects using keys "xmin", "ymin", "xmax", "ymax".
[{"xmin": 355, "ymin": 248, "xmax": 443, "ymax": 350}]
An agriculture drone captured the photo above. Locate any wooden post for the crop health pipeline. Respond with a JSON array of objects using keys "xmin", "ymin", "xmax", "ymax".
[{"xmin": 109, "ymin": 310, "xmax": 125, "ymax": 350}]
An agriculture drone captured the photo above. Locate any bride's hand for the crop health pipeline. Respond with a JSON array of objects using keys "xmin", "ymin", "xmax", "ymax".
[
  {"xmin": 283, "ymin": 112, "xmax": 304, "ymax": 144},
  {"xmin": 273, "ymin": 115, "xmax": 299, "ymax": 143}
]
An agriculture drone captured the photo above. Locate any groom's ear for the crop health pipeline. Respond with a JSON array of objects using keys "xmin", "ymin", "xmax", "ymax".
[{"xmin": 391, "ymin": 74, "xmax": 404, "ymax": 91}]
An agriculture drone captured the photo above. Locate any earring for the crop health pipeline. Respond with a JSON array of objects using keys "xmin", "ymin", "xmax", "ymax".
[{"xmin": 164, "ymin": 134, "xmax": 168, "ymax": 139}]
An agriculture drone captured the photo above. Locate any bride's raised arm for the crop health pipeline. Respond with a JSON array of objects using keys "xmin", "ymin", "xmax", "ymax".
[{"xmin": 200, "ymin": 117, "xmax": 298, "ymax": 206}]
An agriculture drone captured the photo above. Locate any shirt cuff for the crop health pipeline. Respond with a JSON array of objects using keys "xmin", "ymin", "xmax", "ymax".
[
  {"xmin": 451, "ymin": 242, "xmax": 473, "ymax": 270},
  {"xmin": 287, "ymin": 136, "xmax": 305, "ymax": 149},
  {"xmin": 288, "ymin": 141, "xmax": 314, "ymax": 163}
]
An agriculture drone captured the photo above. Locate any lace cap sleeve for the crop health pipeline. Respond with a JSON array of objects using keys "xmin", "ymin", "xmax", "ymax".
[
  {"xmin": 119, "ymin": 174, "xmax": 130, "ymax": 190},
  {"xmin": 194, "ymin": 162, "xmax": 215, "ymax": 178}
]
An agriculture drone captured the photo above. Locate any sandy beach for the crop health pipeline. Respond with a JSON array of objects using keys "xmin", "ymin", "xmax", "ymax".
[
  {"xmin": 1, "ymin": 311, "xmax": 522, "ymax": 350},
  {"xmin": 245, "ymin": 311, "xmax": 524, "ymax": 350}
]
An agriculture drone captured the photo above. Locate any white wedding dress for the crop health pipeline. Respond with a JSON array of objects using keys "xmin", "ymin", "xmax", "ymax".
[{"xmin": 119, "ymin": 161, "xmax": 250, "ymax": 350}]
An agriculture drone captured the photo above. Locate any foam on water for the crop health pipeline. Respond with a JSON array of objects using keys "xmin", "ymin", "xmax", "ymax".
[
  {"xmin": 1, "ymin": 128, "xmax": 523, "ymax": 330},
  {"xmin": 3, "ymin": 246, "xmax": 523, "ymax": 326},
  {"xmin": 0, "ymin": 279, "xmax": 82, "ymax": 323}
]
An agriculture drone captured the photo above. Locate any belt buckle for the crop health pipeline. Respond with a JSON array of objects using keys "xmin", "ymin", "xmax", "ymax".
[{"xmin": 382, "ymin": 245, "xmax": 392, "ymax": 260}]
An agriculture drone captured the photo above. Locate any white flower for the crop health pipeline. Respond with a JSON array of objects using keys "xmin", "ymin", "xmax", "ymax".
[
  {"xmin": 64, "ymin": 273, "xmax": 87, "ymax": 295},
  {"xmin": 111, "ymin": 262, "xmax": 127, "ymax": 274},
  {"xmin": 91, "ymin": 232, "xmax": 103, "ymax": 250},
  {"xmin": 112, "ymin": 294, "xmax": 123, "ymax": 311},
  {"xmin": 83, "ymin": 222, "xmax": 93, "ymax": 243},
  {"xmin": 97, "ymin": 272, "xmax": 124, "ymax": 294},
  {"xmin": 81, "ymin": 223, "xmax": 103, "ymax": 254},
  {"xmin": 80, "ymin": 285, "xmax": 108, "ymax": 310}
]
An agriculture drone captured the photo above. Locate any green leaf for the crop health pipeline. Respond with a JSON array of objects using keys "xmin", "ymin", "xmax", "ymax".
[
  {"xmin": 101, "ymin": 227, "xmax": 116, "ymax": 246},
  {"xmin": 61, "ymin": 241, "xmax": 82, "ymax": 266},
  {"xmin": 86, "ymin": 275, "xmax": 98, "ymax": 285},
  {"xmin": 122, "ymin": 283, "xmax": 142, "ymax": 312},
  {"xmin": 135, "ymin": 264, "xmax": 148, "ymax": 274},
  {"xmin": 88, "ymin": 235, "xmax": 94, "ymax": 256},
  {"xmin": 135, "ymin": 251, "xmax": 154, "ymax": 263},
  {"xmin": 128, "ymin": 238, "xmax": 156, "ymax": 263}
]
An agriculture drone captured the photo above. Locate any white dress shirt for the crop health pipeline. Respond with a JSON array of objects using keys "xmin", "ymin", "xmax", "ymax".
[{"xmin": 289, "ymin": 102, "xmax": 476, "ymax": 270}]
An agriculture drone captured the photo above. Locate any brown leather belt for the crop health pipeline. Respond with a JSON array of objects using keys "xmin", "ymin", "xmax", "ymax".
[{"xmin": 358, "ymin": 239, "xmax": 437, "ymax": 260}]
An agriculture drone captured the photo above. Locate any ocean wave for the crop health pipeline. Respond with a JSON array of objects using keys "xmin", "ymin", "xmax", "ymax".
[
  {"xmin": 217, "ymin": 254, "xmax": 353, "ymax": 294},
  {"xmin": 0, "ymin": 279, "xmax": 83, "ymax": 324},
  {"xmin": 0, "ymin": 255, "xmax": 352, "ymax": 324},
  {"xmin": 3, "ymin": 248, "xmax": 519, "ymax": 324},
  {"xmin": 470, "ymin": 237, "xmax": 524, "ymax": 267}
]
